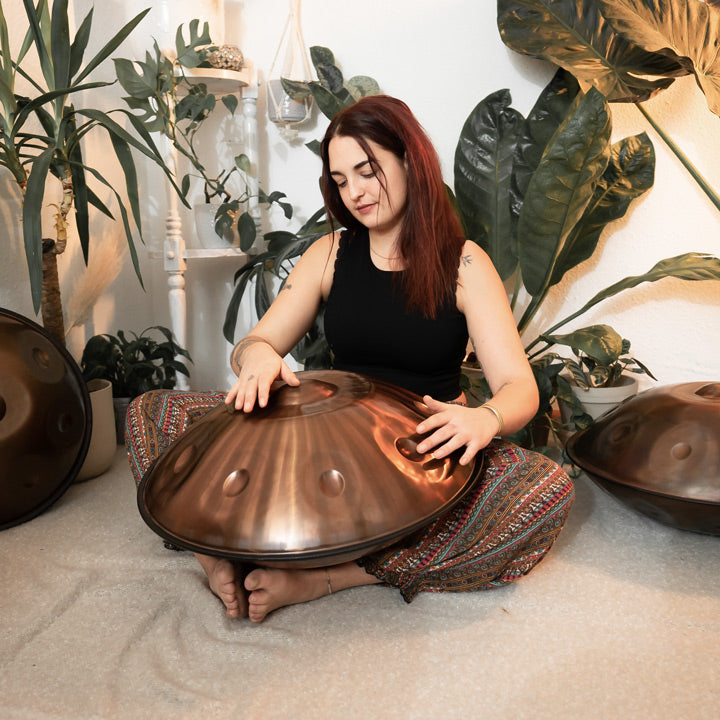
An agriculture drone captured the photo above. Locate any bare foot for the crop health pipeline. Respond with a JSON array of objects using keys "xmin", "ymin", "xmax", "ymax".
[
  {"xmin": 195, "ymin": 554, "xmax": 248, "ymax": 619},
  {"xmin": 244, "ymin": 562, "xmax": 381, "ymax": 623},
  {"xmin": 244, "ymin": 567, "xmax": 330, "ymax": 623}
]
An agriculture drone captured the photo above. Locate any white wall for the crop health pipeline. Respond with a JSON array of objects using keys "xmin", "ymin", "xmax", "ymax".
[{"xmin": 1, "ymin": 0, "xmax": 718, "ymax": 392}]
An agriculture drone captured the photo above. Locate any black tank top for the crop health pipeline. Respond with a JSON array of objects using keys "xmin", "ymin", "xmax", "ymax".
[{"xmin": 324, "ymin": 228, "xmax": 468, "ymax": 401}]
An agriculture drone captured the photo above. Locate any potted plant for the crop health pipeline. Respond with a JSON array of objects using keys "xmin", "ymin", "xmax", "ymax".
[
  {"xmin": 80, "ymin": 326, "xmax": 192, "ymax": 443},
  {"xmin": 0, "ymin": 0, "xmax": 184, "ymax": 344},
  {"xmin": 540, "ymin": 324, "xmax": 656, "ymax": 428},
  {"xmin": 453, "ymin": 69, "xmax": 720, "ymax": 451},
  {"xmin": 114, "ymin": 20, "xmax": 294, "ymax": 252}
]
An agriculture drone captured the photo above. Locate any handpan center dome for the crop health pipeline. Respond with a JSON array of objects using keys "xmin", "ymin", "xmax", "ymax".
[{"xmin": 138, "ymin": 370, "xmax": 482, "ymax": 567}]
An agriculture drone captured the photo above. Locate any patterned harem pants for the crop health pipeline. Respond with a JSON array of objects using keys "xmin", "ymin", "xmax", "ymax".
[{"xmin": 126, "ymin": 390, "xmax": 575, "ymax": 603}]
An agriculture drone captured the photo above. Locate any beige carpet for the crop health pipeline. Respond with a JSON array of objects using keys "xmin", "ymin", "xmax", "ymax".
[{"xmin": 1, "ymin": 446, "xmax": 718, "ymax": 720}]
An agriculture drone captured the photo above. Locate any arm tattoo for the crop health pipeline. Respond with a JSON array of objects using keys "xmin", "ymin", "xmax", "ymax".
[
  {"xmin": 230, "ymin": 335, "xmax": 270, "ymax": 375},
  {"xmin": 461, "ymin": 254, "xmax": 472, "ymax": 266},
  {"xmin": 281, "ymin": 283, "xmax": 293, "ymax": 292}
]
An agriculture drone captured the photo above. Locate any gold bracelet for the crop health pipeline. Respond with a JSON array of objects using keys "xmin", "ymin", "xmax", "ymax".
[
  {"xmin": 324, "ymin": 568, "xmax": 333, "ymax": 595},
  {"xmin": 481, "ymin": 402, "xmax": 504, "ymax": 435}
]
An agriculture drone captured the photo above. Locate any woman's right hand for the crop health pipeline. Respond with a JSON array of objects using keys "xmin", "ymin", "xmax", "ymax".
[{"xmin": 225, "ymin": 340, "xmax": 300, "ymax": 412}]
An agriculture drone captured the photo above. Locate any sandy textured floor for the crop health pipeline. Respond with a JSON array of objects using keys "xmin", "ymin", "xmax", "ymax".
[{"xmin": 1, "ymin": 447, "xmax": 719, "ymax": 720}]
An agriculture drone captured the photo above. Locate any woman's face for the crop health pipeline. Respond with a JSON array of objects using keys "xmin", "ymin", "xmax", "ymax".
[{"xmin": 328, "ymin": 135, "xmax": 408, "ymax": 237}]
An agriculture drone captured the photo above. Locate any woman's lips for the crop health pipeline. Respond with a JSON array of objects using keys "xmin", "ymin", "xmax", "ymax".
[{"xmin": 356, "ymin": 203, "xmax": 376, "ymax": 215}]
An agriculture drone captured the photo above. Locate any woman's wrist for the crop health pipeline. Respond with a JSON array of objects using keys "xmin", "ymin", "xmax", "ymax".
[
  {"xmin": 230, "ymin": 335, "xmax": 270, "ymax": 375},
  {"xmin": 480, "ymin": 402, "xmax": 504, "ymax": 436}
]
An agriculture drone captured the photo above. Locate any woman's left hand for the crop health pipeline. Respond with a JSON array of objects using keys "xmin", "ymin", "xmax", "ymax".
[{"xmin": 415, "ymin": 396, "xmax": 499, "ymax": 466}]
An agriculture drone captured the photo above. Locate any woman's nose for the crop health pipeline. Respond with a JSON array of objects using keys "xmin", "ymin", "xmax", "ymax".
[{"xmin": 347, "ymin": 178, "xmax": 364, "ymax": 200}]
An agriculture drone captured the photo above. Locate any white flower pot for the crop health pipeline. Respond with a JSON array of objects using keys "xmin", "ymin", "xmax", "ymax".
[
  {"xmin": 76, "ymin": 379, "xmax": 116, "ymax": 481},
  {"xmin": 570, "ymin": 375, "xmax": 639, "ymax": 421}
]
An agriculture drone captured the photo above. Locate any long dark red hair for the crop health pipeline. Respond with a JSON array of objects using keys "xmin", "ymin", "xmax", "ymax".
[{"xmin": 320, "ymin": 95, "xmax": 465, "ymax": 318}]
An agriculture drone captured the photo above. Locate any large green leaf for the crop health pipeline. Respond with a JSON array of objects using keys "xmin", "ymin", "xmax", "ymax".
[
  {"xmin": 517, "ymin": 87, "xmax": 611, "ymax": 302},
  {"xmin": 23, "ymin": 145, "xmax": 56, "ymax": 312},
  {"xmin": 542, "ymin": 253, "xmax": 720, "ymax": 338},
  {"xmin": 542, "ymin": 324, "xmax": 624, "ymax": 364},
  {"xmin": 50, "ymin": 0, "xmax": 70, "ymax": 93},
  {"xmin": 174, "ymin": 19, "xmax": 212, "ymax": 69},
  {"xmin": 308, "ymin": 81, "xmax": 348, "ymax": 120},
  {"xmin": 73, "ymin": 8, "xmax": 150, "ymax": 84},
  {"xmin": 454, "ymin": 88, "xmax": 524, "ymax": 280},
  {"xmin": 510, "ymin": 68, "xmax": 580, "ymax": 230},
  {"xmin": 599, "ymin": 0, "xmax": 720, "ymax": 115},
  {"xmin": 497, "ymin": 0, "xmax": 685, "ymax": 102},
  {"xmin": 549, "ymin": 131, "xmax": 655, "ymax": 286}
]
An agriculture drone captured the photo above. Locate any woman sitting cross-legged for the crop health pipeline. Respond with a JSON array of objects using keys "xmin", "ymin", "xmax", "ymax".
[{"xmin": 126, "ymin": 94, "xmax": 574, "ymax": 624}]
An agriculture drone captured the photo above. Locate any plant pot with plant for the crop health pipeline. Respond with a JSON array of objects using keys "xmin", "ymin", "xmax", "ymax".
[
  {"xmin": 0, "ymin": 1, "xmax": 185, "ymax": 345},
  {"xmin": 80, "ymin": 326, "xmax": 192, "ymax": 443},
  {"xmin": 540, "ymin": 324, "xmax": 656, "ymax": 428},
  {"xmin": 114, "ymin": 21, "xmax": 294, "ymax": 254}
]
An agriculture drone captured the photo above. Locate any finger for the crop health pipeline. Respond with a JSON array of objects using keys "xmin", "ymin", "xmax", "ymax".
[
  {"xmin": 280, "ymin": 362, "xmax": 300, "ymax": 386},
  {"xmin": 416, "ymin": 425, "xmax": 457, "ymax": 454}
]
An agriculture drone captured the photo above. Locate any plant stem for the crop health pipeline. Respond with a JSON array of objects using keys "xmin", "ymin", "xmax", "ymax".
[{"xmin": 635, "ymin": 102, "xmax": 720, "ymax": 213}]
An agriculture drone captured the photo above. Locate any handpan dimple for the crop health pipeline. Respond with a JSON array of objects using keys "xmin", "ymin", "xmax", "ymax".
[{"xmin": 138, "ymin": 370, "xmax": 483, "ymax": 567}]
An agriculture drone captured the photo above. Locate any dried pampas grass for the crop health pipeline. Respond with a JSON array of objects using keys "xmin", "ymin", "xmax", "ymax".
[{"xmin": 64, "ymin": 233, "xmax": 127, "ymax": 336}]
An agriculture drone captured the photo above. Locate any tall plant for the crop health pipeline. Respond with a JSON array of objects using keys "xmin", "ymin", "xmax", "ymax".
[
  {"xmin": 454, "ymin": 68, "xmax": 720, "ymax": 447},
  {"xmin": 0, "ymin": 0, "xmax": 182, "ymax": 343}
]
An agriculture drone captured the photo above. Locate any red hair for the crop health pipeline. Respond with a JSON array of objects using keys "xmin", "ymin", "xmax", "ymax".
[{"xmin": 320, "ymin": 95, "xmax": 465, "ymax": 318}]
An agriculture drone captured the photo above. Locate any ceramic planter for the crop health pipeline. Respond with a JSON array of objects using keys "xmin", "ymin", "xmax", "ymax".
[
  {"xmin": 570, "ymin": 375, "xmax": 639, "ymax": 421},
  {"xmin": 77, "ymin": 379, "xmax": 116, "ymax": 481}
]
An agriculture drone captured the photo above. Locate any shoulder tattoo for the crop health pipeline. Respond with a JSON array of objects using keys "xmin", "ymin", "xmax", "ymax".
[{"xmin": 461, "ymin": 254, "xmax": 472, "ymax": 266}]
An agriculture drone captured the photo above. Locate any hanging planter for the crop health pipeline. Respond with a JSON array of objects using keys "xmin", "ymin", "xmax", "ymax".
[{"xmin": 266, "ymin": 0, "xmax": 313, "ymax": 139}]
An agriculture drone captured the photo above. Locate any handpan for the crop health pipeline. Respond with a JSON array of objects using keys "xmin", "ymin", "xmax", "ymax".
[
  {"xmin": 0, "ymin": 308, "xmax": 91, "ymax": 530},
  {"xmin": 138, "ymin": 370, "xmax": 483, "ymax": 567},
  {"xmin": 566, "ymin": 381, "xmax": 720, "ymax": 535}
]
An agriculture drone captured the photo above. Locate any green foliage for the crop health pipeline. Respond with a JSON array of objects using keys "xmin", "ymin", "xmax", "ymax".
[
  {"xmin": 542, "ymin": 324, "xmax": 656, "ymax": 389},
  {"xmin": 0, "ymin": 0, "xmax": 180, "ymax": 315},
  {"xmin": 114, "ymin": 21, "xmax": 292, "ymax": 252},
  {"xmin": 455, "ymin": 69, "xmax": 720, "ymax": 447},
  {"xmin": 223, "ymin": 48, "xmax": 380, "ymax": 366},
  {"xmin": 496, "ymin": 0, "xmax": 720, "ymax": 212},
  {"xmin": 80, "ymin": 326, "xmax": 192, "ymax": 399}
]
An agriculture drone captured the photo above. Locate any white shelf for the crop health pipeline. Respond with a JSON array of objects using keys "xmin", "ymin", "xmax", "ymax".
[
  {"xmin": 183, "ymin": 248, "xmax": 249, "ymax": 260},
  {"xmin": 175, "ymin": 63, "xmax": 252, "ymax": 95}
]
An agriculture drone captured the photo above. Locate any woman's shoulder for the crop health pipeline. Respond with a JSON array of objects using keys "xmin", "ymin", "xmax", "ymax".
[{"xmin": 458, "ymin": 240, "xmax": 496, "ymax": 277}]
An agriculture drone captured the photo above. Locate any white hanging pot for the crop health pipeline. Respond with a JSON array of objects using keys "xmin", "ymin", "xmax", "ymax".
[
  {"xmin": 570, "ymin": 375, "xmax": 639, "ymax": 421},
  {"xmin": 266, "ymin": 0, "xmax": 313, "ymax": 139},
  {"xmin": 76, "ymin": 379, "xmax": 116, "ymax": 481}
]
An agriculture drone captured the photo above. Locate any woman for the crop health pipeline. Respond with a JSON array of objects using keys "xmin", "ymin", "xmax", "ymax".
[{"xmin": 127, "ymin": 95, "xmax": 574, "ymax": 624}]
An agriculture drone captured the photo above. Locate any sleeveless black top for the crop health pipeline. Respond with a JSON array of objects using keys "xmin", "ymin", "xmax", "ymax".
[{"xmin": 324, "ymin": 228, "xmax": 468, "ymax": 401}]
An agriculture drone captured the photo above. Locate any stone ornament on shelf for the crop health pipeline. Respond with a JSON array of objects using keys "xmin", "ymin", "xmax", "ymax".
[{"xmin": 207, "ymin": 44, "xmax": 244, "ymax": 71}]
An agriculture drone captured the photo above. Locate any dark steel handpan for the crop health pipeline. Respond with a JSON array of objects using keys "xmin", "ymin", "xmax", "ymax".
[
  {"xmin": 138, "ymin": 370, "xmax": 483, "ymax": 567},
  {"xmin": 0, "ymin": 308, "xmax": 91, "ymax": 530},
  {"xmin": 566, "ymin": 381, "xmax": 720, "ymax": 535}
]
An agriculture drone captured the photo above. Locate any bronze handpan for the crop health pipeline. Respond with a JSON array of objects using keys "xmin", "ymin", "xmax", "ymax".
[
  {"xmin": 138, "ymin": 370, "xmax": 483, "ymax": 567},
  {"xmin": 0, "ymin": 308, "xmax": 91, "ymax": 530},
  {"xmin": 566, "ymin": 381, "xmax": 720, "ymax": 535}
]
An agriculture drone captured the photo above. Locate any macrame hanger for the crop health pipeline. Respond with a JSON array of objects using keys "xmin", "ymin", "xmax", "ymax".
[{"xmin": 267, "ymin": 0, "xmax": 313, "ymax": 140}]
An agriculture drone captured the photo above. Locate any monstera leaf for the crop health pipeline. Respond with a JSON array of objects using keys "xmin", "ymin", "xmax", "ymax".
[
  {"xmin": 497, "ymin": 0, "xmax": 686, "ymax": 102},
  {"xmin": 599, "ymin": 0, "xmax": 720, "ymax": 116}
]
